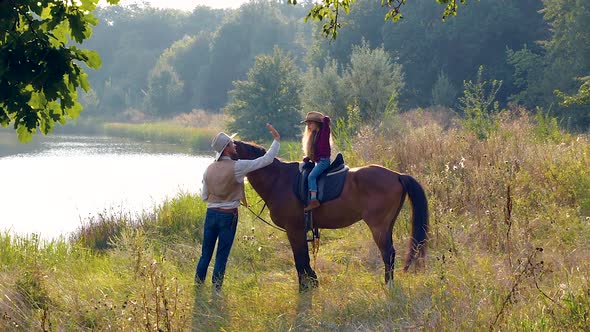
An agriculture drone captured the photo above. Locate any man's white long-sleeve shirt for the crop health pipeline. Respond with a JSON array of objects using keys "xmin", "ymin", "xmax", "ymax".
[{"xmin": 200, "ymin": 139, "xmax": 280, "ymax": 209}]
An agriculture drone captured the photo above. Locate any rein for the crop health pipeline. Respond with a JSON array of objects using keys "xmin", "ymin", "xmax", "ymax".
[{"xmin": 242, "ymin": 200, "xmax": 286, "ymax": 233}]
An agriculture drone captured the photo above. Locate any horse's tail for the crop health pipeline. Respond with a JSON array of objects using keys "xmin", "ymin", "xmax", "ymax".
[{"xmin": 399, "ymin": 174, "xmax": 429, "ymax": 271}]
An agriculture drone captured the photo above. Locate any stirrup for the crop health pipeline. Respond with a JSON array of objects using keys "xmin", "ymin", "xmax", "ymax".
[
  {"xmin": 306, "ymin": 230, "xmax": 314, "ymax": 242},
  {"xmin": 306, "ymin": 227, "xmax": 319, "ymax": 242}
]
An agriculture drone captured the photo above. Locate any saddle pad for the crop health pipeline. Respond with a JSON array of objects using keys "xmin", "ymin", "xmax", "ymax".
[{"xmin": 294, "ymin": 160, "xmax": 349, "ymax": 205}]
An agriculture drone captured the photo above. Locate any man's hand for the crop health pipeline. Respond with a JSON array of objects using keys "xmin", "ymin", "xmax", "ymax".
[{"xmin": 266, "ymin": 123, "xmax": 280, "ymax": 141}]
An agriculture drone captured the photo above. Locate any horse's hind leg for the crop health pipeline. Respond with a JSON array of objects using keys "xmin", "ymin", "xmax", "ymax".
[{"xmin": 367, "ymin": 217, "xmax": 395, "ymax": 285}]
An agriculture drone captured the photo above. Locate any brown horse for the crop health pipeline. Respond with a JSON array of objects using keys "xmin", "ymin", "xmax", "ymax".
[{"xmin": 234, "ymin": 140, "xmax": 429, "ymax": 291}]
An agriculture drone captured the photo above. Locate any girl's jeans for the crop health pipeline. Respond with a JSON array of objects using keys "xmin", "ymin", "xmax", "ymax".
[{"xmin": 308, "ymin": 157, "xmax": 331, "ymax": 194}]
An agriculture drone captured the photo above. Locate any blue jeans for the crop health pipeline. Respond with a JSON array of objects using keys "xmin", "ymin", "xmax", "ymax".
[
  {"xmin": 308, "ymin": 157, "xmax": 331, "ymax": 193},
  {"xmin": 195, "ymin": 209, "xmax": 238, "ymax": 289}
]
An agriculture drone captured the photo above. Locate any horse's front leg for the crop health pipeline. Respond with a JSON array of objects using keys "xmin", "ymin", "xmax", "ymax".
[{"xmin": 286, "ymin": 227, "xmax": 318, "ymax": 291}]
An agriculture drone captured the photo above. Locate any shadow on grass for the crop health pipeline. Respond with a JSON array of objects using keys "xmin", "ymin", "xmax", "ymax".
[
  {"xmin": 290, "ymin": 290, "xmax": 314, "ymax": 330},
  {"xmin": 192, "ymin": 285, "xmax": 229, "ymax": 331}
]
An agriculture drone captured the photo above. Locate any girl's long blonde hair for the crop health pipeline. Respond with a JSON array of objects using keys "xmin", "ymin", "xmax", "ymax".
[
  {"xmin": 302, "ymin": 122, "xmax": 334, "ymax": 160},
  {"xmin": 301, "ymin": 125, "xmax": 318, "ymax": 160}
]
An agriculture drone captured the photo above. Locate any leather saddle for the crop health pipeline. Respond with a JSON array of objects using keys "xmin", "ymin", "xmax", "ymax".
[{"xmin": 294, "ymin": 153, "xmax": 349, "ymax": 205}]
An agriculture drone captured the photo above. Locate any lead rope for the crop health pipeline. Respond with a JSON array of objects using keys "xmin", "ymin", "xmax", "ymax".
[
  {"xmin": 307, "ymin": 211, "xmax": 321, "ymax": 268},
  {"xmin": 241, "ymin": 200, "xmax": 286, "ymax": 233},
  {"xmin": 244, "ymin": 200, "xmax": 320, "ymax": 267},
  {"xmin": 311, "ymin": 229, "xmax": 320, "ymax": 268}
]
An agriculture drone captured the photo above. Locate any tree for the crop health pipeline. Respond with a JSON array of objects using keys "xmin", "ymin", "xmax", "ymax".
[
  {"xmin": 86, "ymin": 5, "xmax": 195, "ymax": 118},
  {"xmin": 304, "ymin": 0, "xmax": 546, "ymax": 111},
  {"xmin": 204, "ymin": 1, "xmax": 302, "ymax": 111},
  {"xmin": 144, "ymin": 63, "xmax": 184, "ymax": 117},
  {"xmin": 162, "ymin": 33, "xmax": 214, "ymax": 112},
  {"xmin": 301, "ymin": 59, "xmax": 348, "ymax": 119},
  {"xmin": 225, "ymin": 47, "xmax": 302, "ymax": 141},
  {"xmin": 541, "ymin": 0, "xmax": 590, "ymax": 128},
  {"xmin": 142, "ymin": 33, "xmax": 215, "ymax": 115},
  {"xmin": 505, "ymin": 0, "xmax": 590, "ymax": 129},
  {"xmin": 341, "ymin": 41, "xmax": 404, "ymax": 121},
  {"xmin": 506, "ymin": 45, "xmax": 546, "ymax": 108},
  {"xmin": 288, "ymin": 0, "xmax": 468, "ymax": 38},
  {"xmin": 0, "ymin": 0, "xmax": 119, "ymax": 142},
  {"xmin": 557, "ymin": 77, "xmax": 590, "ymax": 107},
  {"xmin": 431, "ymin": 70, "xmax": 457, "ymax": 108}
]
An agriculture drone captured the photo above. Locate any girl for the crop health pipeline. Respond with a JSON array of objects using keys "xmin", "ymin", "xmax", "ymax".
[{"xmin": 301, "ymin": 111, "xmax": 332, "ymax": 211}]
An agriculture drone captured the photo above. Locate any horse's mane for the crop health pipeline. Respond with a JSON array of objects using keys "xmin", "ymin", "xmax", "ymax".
[
  {"xmin": 238, "ymin": 140, "xmax": 299, "ymax": 169},
  {"xmin": 239, "ymin": 140, "xmax": 267, "ymax": 158}
]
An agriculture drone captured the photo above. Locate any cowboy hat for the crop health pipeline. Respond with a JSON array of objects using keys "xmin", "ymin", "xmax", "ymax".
[
  {"xmin": 212, "ymin": 132, "xmax": 237, "ymax": 161},
  {"xmin": 301, "ymin": 111, "xmax": 324, "ymax": 124}
]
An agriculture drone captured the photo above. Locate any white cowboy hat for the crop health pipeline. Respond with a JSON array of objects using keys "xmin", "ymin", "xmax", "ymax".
[{"xmin": 212, "ymin": 132, "xmax": 237, "ymax": 161}]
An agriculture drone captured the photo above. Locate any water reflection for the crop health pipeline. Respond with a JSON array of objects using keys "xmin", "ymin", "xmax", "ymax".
[{"xmin": 0, "ymin": 133, "xmax": 212, "ymax": 239}]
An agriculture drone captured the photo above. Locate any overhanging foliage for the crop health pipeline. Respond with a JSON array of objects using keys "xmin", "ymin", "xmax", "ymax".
[{"xmin": 0, "ymin": 0, "xmax": 119, "ymax": 142}]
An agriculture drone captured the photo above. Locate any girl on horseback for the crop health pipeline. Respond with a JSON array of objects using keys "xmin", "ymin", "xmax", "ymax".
[{"xmin": 301, "ymin": 111, "xmax": 332, "ymax": 211}]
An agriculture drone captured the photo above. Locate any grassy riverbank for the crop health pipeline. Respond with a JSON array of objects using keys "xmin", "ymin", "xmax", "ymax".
[
  {"xmin": 1, "ymin": 119, "xmax": 217, "ymax": 153},
  {"xmin": 1, "ymin": 109, "xmax": 589, "ymax": 331},
  {"xmin": 44, "ymin": 110, "xmax": 227, "ymax": 153},
  {"xmin": 101, "ymin": 122, "xmax": 217, "ymax": 152},
  {"xmin": 101, "ymin": 120, "xmax": 303, "ymax": 158}
]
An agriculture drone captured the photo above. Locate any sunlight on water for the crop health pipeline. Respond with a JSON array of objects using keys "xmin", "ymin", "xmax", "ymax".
[{"xmin": 0, "ymin": 133, "xmax": 212, "ymax": 239}]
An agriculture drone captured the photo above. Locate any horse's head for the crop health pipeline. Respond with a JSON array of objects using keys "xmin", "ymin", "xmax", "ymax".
[{"xmin": 234, "ymin": 140, "xmax": 267, "ymax": 160}]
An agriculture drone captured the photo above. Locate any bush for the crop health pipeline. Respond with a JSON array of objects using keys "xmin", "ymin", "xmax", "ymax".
[{"xmin": 459, "ymin": 65, "xmax": 502, "ymax": 140}]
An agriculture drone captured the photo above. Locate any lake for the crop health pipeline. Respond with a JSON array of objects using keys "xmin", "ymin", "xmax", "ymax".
[{"xmin": 0, "ymin": 132, "xmax": 212, "ymax": 240}]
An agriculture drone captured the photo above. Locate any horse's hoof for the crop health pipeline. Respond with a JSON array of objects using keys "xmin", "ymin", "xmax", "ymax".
[
  {"xmin": 299, "ymin": 284, "xmax": 318, "ymax": 292},
  {"xmin": 299, "ymin": 275, "xmax": 319, "ymax": 292},
  {"xmin": 385, "ymin": 280, "xmax": 395, "ymax": 290}
]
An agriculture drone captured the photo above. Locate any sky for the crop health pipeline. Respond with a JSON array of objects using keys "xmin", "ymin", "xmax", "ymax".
[{"xmin": 113, "ymin": 0, "xmax": 250, "ymax": 11}]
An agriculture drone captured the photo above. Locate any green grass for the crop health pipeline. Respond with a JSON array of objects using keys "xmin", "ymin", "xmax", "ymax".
[{"xmin": 1, "ymin": 109, "xmax": 589, "ymax": 331}]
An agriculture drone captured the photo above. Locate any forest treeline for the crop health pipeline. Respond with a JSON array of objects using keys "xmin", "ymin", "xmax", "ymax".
[{"xmin": 81, "ymin": 0, "xmax": 589, "ymax": 138}]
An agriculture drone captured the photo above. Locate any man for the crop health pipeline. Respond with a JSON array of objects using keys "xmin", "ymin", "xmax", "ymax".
[{"xmin": 196, "ymin": 123, "xmax": 280, "ymax": 290}]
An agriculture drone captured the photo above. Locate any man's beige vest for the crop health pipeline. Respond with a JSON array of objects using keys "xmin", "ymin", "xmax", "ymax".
[{"xmin": 205, "ymin": 159, "xmax": 245, "ymax": 203}]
